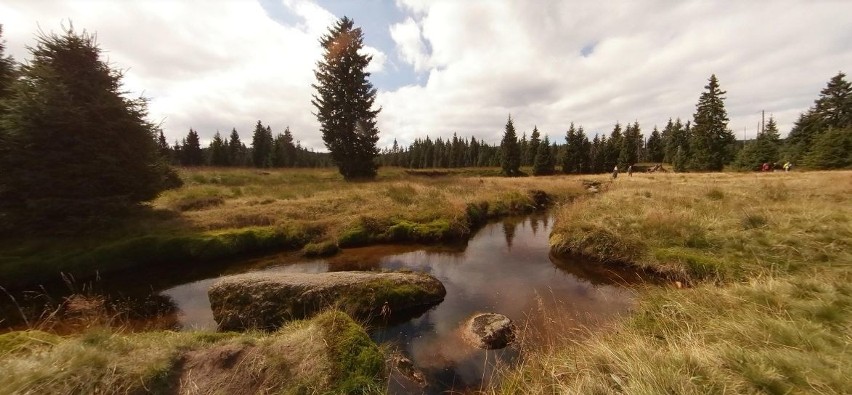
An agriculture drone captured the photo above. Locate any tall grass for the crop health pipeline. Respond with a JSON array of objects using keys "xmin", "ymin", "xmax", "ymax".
[
  {"xmin": 0, "ymin": 310, "xmax": 384, "ymax": 394},
  {"xmin": 492, "ymin": 171, "xmax": 852, "ymax": 394}
]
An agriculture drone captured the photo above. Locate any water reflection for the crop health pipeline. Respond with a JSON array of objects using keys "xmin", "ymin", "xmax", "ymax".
[{"xmin": 157, "ymin": 214, "xmax": 641, "ymax": 394}]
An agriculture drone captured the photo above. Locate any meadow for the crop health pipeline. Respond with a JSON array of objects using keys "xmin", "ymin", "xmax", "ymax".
[
  {"xmin": 0, "ymin": 167, "xmax": 586, "ymax": 288},
  {"xmin": 495, "ymin": 170, "xmax": 852, "ymax": 394}
]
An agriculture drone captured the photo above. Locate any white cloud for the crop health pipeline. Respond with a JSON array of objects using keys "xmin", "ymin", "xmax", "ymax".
[
  {"xmin": 0, "ymin": 0, "xmax": 332, "ymax": 148},
  {"xmin": 389, "ymin": 17, "xmax": 430, "ymax": 71},
  {"xmin": 362, "ymin": 45, "xmax": 387, "ymax": 73},
  {"xmin": 2, "ymin": 0, "xmax": 851, "ymax": 152},
  {"xmin": 378, "ymin": 0, "xmax": 852, "ymax": 147}
]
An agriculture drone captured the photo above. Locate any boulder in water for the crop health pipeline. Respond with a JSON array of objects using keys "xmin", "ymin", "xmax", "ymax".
[
  {"xmin": 462, "ymin": 313, "xmax": 516, "ymax": 349},
  {"xmin": 209, "ymin": 271, "xmax": 446, "ymax": 331}
]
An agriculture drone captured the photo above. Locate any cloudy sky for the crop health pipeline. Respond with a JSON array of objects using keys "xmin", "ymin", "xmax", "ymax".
[{"xmin": 2, "ymin": 0, "xmax": 851, "ymax": 150}]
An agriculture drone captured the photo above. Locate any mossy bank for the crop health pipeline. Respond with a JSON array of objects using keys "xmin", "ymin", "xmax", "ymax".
[{"xmin": 0, "ymin": 310, "xmax": 385, "ymax": 394}]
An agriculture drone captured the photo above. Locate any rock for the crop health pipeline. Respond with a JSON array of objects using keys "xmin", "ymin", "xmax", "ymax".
[
  {"xmin": 209, "ymin": 271, "xmax": 446, "ymax": 331},
  {"xmin": 462, "ymin": 313, "xmax": 516, "ymax": 349}
]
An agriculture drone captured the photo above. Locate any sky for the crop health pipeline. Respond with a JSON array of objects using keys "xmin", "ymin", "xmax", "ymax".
[{"xmin": 2, "ymin": 0, "xmax": 851, "ymax": 151}]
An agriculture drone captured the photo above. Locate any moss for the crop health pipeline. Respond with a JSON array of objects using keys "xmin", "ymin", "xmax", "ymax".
[
  {"xmin": 384, "ymin": 218, "xmax": 465, "ymax": 242},
  {"xmin": 314, "ymin": 311, "xmax": 385, "ymax": 394},
  {"xmin": 302, "ymin": 241, "xmax": 340, "ymax": 257},
  {"xmin": 338, "ymin": 225, "xmax": 373, "ymax": 248},
  {"xmin": 3, "ymin": 225, "xmax": 312, "ymax": 288},
  {"xmin": 653, "ymin": 247, "xmax": 726, "ymax": 280}
]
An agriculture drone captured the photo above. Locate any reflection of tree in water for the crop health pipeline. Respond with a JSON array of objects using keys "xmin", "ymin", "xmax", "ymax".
[
  {"xmin": 502, "ymin": 221, "xmax": 518, "ymax": 249},
  {"xmin": 529, "ymin": 217, "xmax": 540, "ymax": 235}
]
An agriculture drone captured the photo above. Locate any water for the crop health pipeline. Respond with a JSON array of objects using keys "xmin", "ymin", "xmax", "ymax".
[
  {"xmin": 2, "ymin": 214, "xmax": 645, "ymax": 393},
  {"xmin": 157, "ymin": 214, "xmax": 642, "ymax": 393}
]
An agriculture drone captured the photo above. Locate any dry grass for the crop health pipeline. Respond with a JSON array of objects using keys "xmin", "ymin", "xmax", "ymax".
[
  {"xmin": 1, "ymin": 167, "xmax": 588, "ymax": 288},
  {"xmin": 0, "ymin": 310, "xmax": 384, "ymax": 395},
  {"xmin": 491, "ymin": 171, "xmax": 852, "ymax": 394},
  {"xmin": 550, "ymin": 171, "xmax": 852, "ymax": 282},
  {"xmin": 155, "ymin": 167, "xmax": 586, "ymax": 239}
]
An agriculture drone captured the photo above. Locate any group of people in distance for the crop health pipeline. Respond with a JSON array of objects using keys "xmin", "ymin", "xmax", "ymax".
[
  {"xmin": 612, "ymin": 164, "xmax": 635, "ymax": 179},
  {"xmin": 761, "ymin": 162, "xmax": 793, "ymax": 172}
]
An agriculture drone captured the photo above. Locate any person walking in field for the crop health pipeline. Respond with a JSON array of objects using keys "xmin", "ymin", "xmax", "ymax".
[
  {"xmin": 612, "ymin": 165, "xmax": 619, "ymax": 179},
  {"xmin": 627, "ymin": 164, "xmax": 633, "ymax": 177}
]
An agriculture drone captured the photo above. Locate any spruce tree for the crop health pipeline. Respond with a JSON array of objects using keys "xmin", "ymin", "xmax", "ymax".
[
  {"xmin": 0, "ymin": 27, "xmax": 179, "ymax": 226},
  {"xmin": 312, "ymin": 17, "xmax": 380, "ymax": 180},
  {"xmin": 689, "ymin": 74, "xmax": 734, "ymax": 171},
  {"xmin": 251, "ymin": 121, "xmax": 273, "ymax": 168},
  {"xmin": 209, "ymin": 131, "xmax": 229, "ymax": 166},
  {"xmin": 604, "ymin": 123, "xmax": 623, "ymax": 171},
  {"xmin": 227, "ymin": 128, "xmax": 243, "ymax": 166},
  {"xmin": 182, "ymin": 129, "xmax": 204, "ymax": 166},
  {"xmin": 500, "ymin": 115, "xmax": 521, "ymax": 176},
  {"xmin": 785, "ymin": 72, "xmax": 852, "ymax": 164},
  {"xmin": 0, "ymin": 25, "xmax": 15, "ymax": 105},
  {"xmin": 646, "ymin": 126, "xmax": 664, "ymax": 163},
  {"xmin": 156, "ymin": 130, "xmax": 171, "ymax": 159},
  {"xmin": 526, "ymin": 127, "xmax": 540, "ymax": 168},
  {"xmin": 561, "ymin": 123, "xmax": 581, "ymax": 174},
  {"xmin": 619, "ymin": 121, "xmax": 641, "ymax": 168},
  {"xmin": 804, "ymin": 127, "xmax": 852, "ymax": 169},
  {"xmin": 733, "ymin": 116, "xmax": 781, "ymax": 171},
  {"xmin": 533, "ymin": 135, "xmax": 555, "ymax": 175}
]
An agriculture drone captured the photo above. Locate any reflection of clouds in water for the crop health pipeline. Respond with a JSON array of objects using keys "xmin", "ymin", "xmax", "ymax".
[
  {"xmin": 161, "ymin": 278, "xmax": 218, "ymax": 330},
  {"xmin": 156, "ymin": 214, "xmax": 637, "ymax": 394}
]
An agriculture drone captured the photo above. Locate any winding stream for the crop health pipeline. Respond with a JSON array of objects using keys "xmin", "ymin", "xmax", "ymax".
[{"xmin": 2, "ymin": 214, "xmax": 646, "ymax": 393}]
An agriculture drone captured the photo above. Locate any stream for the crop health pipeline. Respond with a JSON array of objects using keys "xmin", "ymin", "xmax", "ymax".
[{"xmin": 2, "ymin": 213, "xmax": 647, "ymax": 394}]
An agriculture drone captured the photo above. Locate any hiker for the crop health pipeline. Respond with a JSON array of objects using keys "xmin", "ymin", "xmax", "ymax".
[
  {"xmin": 612, "ymin": 165, "xmax": 619, "ymax": 179},
  {"xmin": 627, "ymin": 164, "xmax": 633, "ymax": 177},
  {"xmin": 380, "ymin": 301, "xmax": 391, "ymax": 319}
]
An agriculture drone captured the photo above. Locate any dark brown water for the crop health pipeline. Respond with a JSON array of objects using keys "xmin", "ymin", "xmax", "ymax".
[
  {"xmin": 2, "ymin": 214, "xmax": 645, "ymax": 393},
  {"xmin": 156, "ymin": 214, "xmax": 642, "ymax": 393}
]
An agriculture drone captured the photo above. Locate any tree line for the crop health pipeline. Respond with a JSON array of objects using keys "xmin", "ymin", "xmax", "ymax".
[
  {"xmin": 159, "ymin": 121, "xmax": 331, "ymax": 168},
  {"xmin": 380, "ymin": 72, "xmax": 851, "ymax": 174}
]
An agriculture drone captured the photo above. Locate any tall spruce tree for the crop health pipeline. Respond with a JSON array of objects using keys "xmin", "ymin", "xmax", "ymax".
[
  {"xmin": 733, "ymin": 116, "xmax": 781, "ymax": 170},
  {"xmin": 209, "ymin": 131, "xmax": 229, "ymax": 166},
  {"xmin": 182, "ymin": 129, "xmax": 204, "ymax": 166},
  {"xmin": 0, "ymin": 25, "xmax": 15, "ymax": 104},
  {"xmin": 619, "ymin": 121, "xmax": 642, "ymax": 168},
  {"xmin": 533, "ymin": 135, "xmax": 555, "ymax": 175},
  {"xmin": 227, "ymin": 128, "xmax": 244, "ymax": 166},
  {"xmin": 526, "ymin": 127, "xmax": 540, "ymax": 168},
  {"xmin": 604, "ymin": 123, "xmax": 623, "ymax": 171},
  {"xmin": 646, "ymin": 126, "xmax": 664, "ymax": 163},
  {"xmin": 312, "ymin": 17, "xmax": 380, "ymax": 180},
  {"xmin": 500, "ymin": 115, "xmax": 521, "ymax": 176},
  {"xmin": 0, "ymin": 27, "xmax": 179, "ymax": 226},
  {"xmin": 785, "ymin": 72, "xmax": 852, "ymax": 164},
  {"xmin": 804, "ymin": 127, "xmax": 852, "ymax": 169},
  {"xmin": 251, "ymin": 121, "xmax": 273, "ymax": 168},
  {"xmin": 689, "ymin": 74, "xmax": 734, "ymax": 171}
]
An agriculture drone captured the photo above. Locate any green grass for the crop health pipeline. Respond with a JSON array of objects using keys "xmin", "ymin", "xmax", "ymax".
[
  {"xmin": 2, "ymin": 167, "xmax": 587, "ymax": 288},
  {"xmin": 0, "ymin": 310, "xmax": 384, "ymax": 394},
  {"xmin": 494, "ymin": 170, "xmax": 852, "ymax": 394}
]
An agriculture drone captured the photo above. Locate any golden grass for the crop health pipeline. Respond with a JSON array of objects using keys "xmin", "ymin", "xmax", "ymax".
[
  {"xmin": 493, "ymin": 171, "xmax": 852, "ymax": 394},
  {"xmin": 1, "ymin": 167, "xmax": 589, "ymax": 288},
  {"xmin": 0, "ymin": 310, "xmax": 384, "ymax": 394},
  {"xmin": 156, "ymin": 167, "xmax": 587, "ymax": 239}
]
